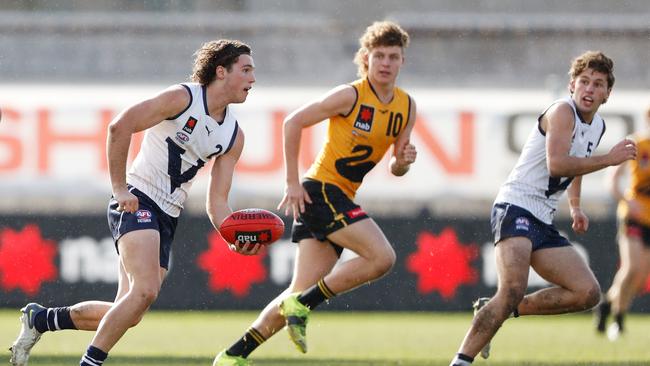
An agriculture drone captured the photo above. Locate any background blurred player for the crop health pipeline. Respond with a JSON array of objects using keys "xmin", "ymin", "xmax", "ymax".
[
  {"xmin": 595, "ymin": 105, "xmax": 650, "ymax": 341},
  {"xmin": 9, "ymin": 39, "xmax": 259, "ymax": 366},
  {"xmin": 450, "ymin": 51, "xmax": 637, "ymax": 366},
  {"xmin": 213, "ymin": 20, "xmax": 417, "ymax": 365}
]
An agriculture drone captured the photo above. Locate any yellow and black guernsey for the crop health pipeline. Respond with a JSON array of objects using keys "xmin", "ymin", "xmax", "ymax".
[
  {"xmin": 304, "ymin": 78, "xmax": 412, "ymax": 199},
  {"xmin": 618, "ymin": 132, "xmax": 650, "ymax": 226}
]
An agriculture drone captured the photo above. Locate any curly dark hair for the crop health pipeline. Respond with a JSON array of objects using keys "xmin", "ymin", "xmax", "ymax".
[
  {"xmin": 190, "ymin": 39, "xmax": 252, "ymax": 85},
  {"xmin": 568, "ymin": 51, "xmax": 615, "ymax": 88}
]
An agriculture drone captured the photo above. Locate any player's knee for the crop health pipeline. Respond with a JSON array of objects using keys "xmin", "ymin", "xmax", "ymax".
[
  {"xmin": 497, "ymin": 286, "xmax": 525, "ymax": 312},
  {"xmin": 581, "ymin": 282, "xmax": 601, "ymax": 310},
  {"xmin": 133, "ymin": 286, "xmax": 160, "ymax": 307},
  {"xmin": 372, "ymin": 246, "xmax": 396, "ymax": 277}
]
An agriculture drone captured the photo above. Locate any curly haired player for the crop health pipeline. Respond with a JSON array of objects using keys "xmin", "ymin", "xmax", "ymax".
[{"xmin": 10, "ymin": 39, "xmax": 259, "ymax": 366}]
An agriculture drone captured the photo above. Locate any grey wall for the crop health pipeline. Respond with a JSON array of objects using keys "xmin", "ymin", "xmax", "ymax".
[{"xmin": 1, "ymin": 0, "xmax": 648, "ymax": 88}]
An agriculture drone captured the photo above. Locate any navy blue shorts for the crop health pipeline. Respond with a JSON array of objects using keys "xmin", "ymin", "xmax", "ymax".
[
  {"xmin": 291, "ymin": 179, "xmax": 369, "ymax": 257},
  {"xmin": 491, "ymin": 202, "xmax": 570, "ymax": 252},
  {"xmin": 107, "ymin": 186, "xmax": 178, "ymax": 269}
]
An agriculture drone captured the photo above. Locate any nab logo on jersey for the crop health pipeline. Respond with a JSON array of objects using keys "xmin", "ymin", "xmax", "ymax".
[
  {"xmin": 354, "ymin": 105, "xmax": 374, "ymax": 132},
  {"xmin": 182, "ymin": 117, "xmax": 198, "ymax": 134}
]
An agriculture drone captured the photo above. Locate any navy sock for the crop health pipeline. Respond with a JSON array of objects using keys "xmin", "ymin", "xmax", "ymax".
[
  {"xmin": 512, "ymin": 307, "xmax": 520, "ymax": 318},
  {"xmin": 615, "ymin": 312, "xmax": 625, "ymax": 331},
  {"xmin": 35, "ymin": 307, "xmax": 77, "ymax": 333},
  {"xmin": 450, "ymin": 353, "xmax": 474, "ymax": 365},
  {"xmin": 80, "ymin": 345, "xmax": 107, "ymax": 366},
  {"xmin": 33, "ymin": 309, "xmax": 49, "ymax": 333},
  {"xmin": 298, "ymin": 278, "xmax": 336, "ymax": 310},
  {"xmin": 226, "ymin": 328, "xmax": 265, "ymax": 358}
]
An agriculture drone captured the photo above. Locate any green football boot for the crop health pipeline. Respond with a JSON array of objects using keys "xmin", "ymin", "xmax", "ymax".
[
  {"xmin": 279, "ymin": 293, "xmax": 311, "ymax": 353},
  {"xmin": 212, "ymin": 350, "xmax": 250, "ymax": 366}
]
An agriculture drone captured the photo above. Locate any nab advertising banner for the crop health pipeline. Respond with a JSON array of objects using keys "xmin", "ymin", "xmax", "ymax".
[{"xmin": 2, "ymin": 213, "xmax": 649, "ymax": 312}]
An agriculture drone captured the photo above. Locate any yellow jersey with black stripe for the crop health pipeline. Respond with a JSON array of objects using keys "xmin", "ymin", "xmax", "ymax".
[
  {"xmin": 305, "ymin": 78, "xmax": 411, "ymax": 199},
  {"xmin": 618, "ymin": 132, "xmax": 650, "ymax": 226}
]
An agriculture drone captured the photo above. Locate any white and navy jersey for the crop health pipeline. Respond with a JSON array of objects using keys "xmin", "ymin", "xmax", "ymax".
[
  {"xmin": 127, "ymin": 83, "xmax": 239, "ymax": 217},
  {"xmin": 494, "ymin": 96, "xmax": 606, "ymax": 224}
]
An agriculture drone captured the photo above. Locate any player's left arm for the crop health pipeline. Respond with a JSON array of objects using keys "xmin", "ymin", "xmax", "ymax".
[
  {"xmin": 567, "ymin": 175, "xmax": 589, "ymax": 234},
  {"xmin": 390, "ymin": 97, "xmax": 417, "ymax": 176},
  {"xmin": 206, "ymin": 128, "xmax": 260, "ymax": 254},
  {"xmin": 206, "ymin": 128, "xmax": 241, "ymax": 227}
]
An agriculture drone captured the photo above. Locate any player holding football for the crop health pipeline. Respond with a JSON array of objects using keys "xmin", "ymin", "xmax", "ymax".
[
  {"xmin": 9, "ymin": 39, "xmax": 259, "ymax": 366},
  {"xmin": 450, "ymin": 51, "xmax": 637, "ymax": 366},
  {"xmin": 213, "ymin": 21, "xmax": 417, "ymax": 365},
  {"xmin": 595, "ymin": 105, "xmax": 650, "ymax": 341}
]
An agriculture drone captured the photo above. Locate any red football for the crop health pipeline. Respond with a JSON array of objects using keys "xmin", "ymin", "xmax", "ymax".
[{"xmin": 219, "ymin": 208, "xmax": 285, "ymax": 245}]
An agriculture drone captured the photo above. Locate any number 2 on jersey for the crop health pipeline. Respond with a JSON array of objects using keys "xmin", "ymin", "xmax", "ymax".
[{"xmin": 335, "ymin": 144, "xmax": 375, "ymax": 182}]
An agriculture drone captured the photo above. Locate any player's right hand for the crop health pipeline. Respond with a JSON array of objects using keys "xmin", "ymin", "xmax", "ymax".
[
  {"xmin": 570, "ymin": 207, "xmax": 589, "ymax": 234},
  {"xmin": 608, "ymin": 139, "xmax": 637, "ymax": 165},
  {"xmin": 228, "ymin": 240, "xmax": 261, "ymax": 255},
  {"xmin": 114, "ymin": 188, "xmax": 139, "ymax": 214},
  {"xmin": 277, "ymin": 181, "xmax": 312, "ymax": 220}
]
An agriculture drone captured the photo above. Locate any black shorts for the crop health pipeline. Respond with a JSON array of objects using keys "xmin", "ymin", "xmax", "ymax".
[
  {"xmin": 491, "ymin": 202, "xmax": 571, "ymax": 252},
  {"xmin": 622, "ymin": 218, "xmax": 650, "ymax": 247},
  {"xmin": 291, "ymin": 179, "xmax": 369, "ymax": 256},
  {"xmin": 107, "ymin": 186, "xmax": 178, "ymax": 269}
]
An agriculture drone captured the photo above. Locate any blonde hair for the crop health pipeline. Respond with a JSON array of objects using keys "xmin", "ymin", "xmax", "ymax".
[{"xmin": 353, "ymin": 21, "xmax": 410, "ymax": 78}]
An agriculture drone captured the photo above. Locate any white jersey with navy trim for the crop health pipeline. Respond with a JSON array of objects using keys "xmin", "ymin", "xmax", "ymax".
[
  {"xmin": 127, "ymin": 83, "xmax": 239, "ymax": 217},
  {"xmin": 494, "ymin": 96, "xmax": 606, "ymax": 224}
]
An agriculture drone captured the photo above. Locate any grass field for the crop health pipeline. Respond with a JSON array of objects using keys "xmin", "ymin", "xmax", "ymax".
[{"xmin": 1, "ymin": 309, "xmax": 649, "ymax": 365}]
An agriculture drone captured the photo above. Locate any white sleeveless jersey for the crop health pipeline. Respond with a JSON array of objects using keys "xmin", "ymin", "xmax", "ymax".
[
  {"xmin": 494, "ymin": 96, "xmax": 606, "ymax": 224},
  {"xmin": 127, "ymin": 83, "xmax": 239, "ymax": 217}
]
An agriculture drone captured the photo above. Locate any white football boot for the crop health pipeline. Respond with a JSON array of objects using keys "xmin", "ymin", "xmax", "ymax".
[
  {"xmin": 607, "ymin": 322, "xmax": 621, "ymax": 341},
  {"xmin": 9, "ymin": 303, "xmax": 45, "ymax": 366}
]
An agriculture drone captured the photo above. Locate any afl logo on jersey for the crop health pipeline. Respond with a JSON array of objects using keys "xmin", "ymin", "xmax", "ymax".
[
  {"xmin": 182, "ymin": 117, "xmax": 198, "ymax": 134},
  {"xmin": 175, "ymin": 132, "xmax": 189, "ymax": 144},
  {"xmin": 354, "ymin": 105, "xmax": 374, "ymax": 132}
]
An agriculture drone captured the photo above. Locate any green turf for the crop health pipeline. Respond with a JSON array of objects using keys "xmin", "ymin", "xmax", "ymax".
[{"xmin": 1, "ymin": 309, "xmax": 649, "ymax": 365}]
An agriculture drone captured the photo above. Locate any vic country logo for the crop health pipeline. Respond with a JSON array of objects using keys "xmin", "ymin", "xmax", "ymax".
[
  {"xmin": 176, "ymin": 132, "xmax": 189, "ymax": 143},
  {"xmin": 235, "ymin": 230, "xmax": 272, "ymax": 244},
  {"xmin": 182, "ymin": 117, "xmax": 198, "ymax": 134},
  {"xmin": 136, "ymin": 210, "xmax": 152, "ymax": 223},
  {"xmin": 354, "ymin": 105, "xmax": 374, "ymax": 132}
]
